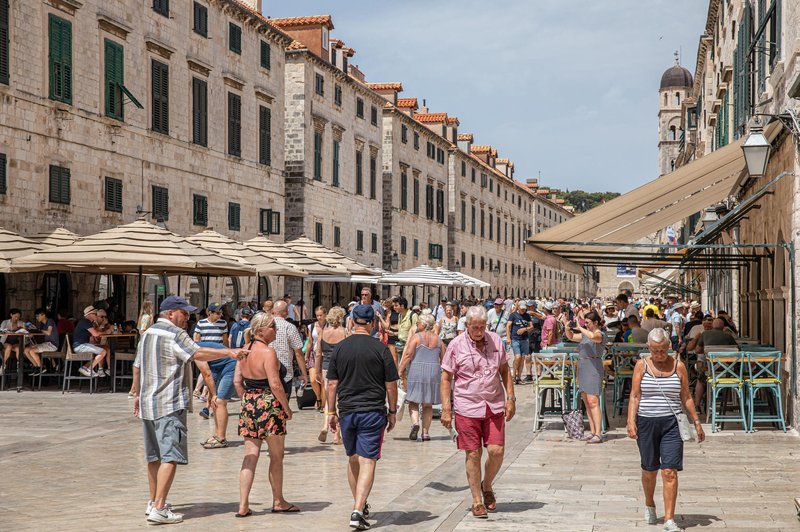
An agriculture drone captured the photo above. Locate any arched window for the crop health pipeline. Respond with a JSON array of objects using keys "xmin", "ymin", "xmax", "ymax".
[
  {"xmin": 669, "ymin": 126, "xmax": 677, "ymax": 141},
  {"xmin": 670, "ymin": 160, "xmax": 676, "ymax": 172},
  {"xmin": 663, "ymin": 93, "xmax": 668, "ymax": 106},
  {"xmin": 675, "ymin": 92, "xmax": 681, "ymax": 106}
]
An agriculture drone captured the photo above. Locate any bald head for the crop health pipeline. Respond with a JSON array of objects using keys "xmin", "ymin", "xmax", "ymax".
[
  {"xmin": 273, "ymin": 300, "xmax": 288, "ymax": 317},
  {"xmin": 712, "ymin": 318, "xmax": 725, "ymax": 330}
]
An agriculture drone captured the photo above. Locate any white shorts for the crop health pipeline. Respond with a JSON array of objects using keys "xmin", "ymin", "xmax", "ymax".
[
  {"xmin": 74, "ymin": 343, "xmax": 105, "ymax": 355},
  {"xmin": 35, "ymin": 342, "xmax": 58, "ymax": 353}
]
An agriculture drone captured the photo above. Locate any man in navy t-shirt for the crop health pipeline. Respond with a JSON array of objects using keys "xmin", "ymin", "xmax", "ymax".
[{"xmin": 505, "ymin": 301, "xmax": 532, "ymax": 384}]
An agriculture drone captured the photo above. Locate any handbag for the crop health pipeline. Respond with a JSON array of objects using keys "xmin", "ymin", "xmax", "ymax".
[
  {"xmin": 395, "ymin": 385, "xmax": 406, "ymax": 421},
  {"xmin": 562, "ymin": 409, "xmax": 585, "ymax": 440},
  {"xmin": 644, "ymin": 359, "xmax": 694, "ymax": 442}
]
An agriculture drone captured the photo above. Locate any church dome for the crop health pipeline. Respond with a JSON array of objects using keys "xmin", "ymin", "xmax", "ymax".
[{"xmin": 660, "ymin": 64, "xmax": 693, "ymax": 90}]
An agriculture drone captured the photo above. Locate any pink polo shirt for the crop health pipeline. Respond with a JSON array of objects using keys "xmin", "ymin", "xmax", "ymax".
[{"xmin": 441, "ymin": 330, "xmax": 506, "ymax": 419}]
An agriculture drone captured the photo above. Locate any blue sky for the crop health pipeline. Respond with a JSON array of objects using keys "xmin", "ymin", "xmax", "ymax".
[{"xmin": 265, "ymin": 1, "xmax": 708, "ymax": 194}]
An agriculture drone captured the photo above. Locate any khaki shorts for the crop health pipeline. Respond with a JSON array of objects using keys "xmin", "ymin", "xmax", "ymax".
[{"xmin": 142, "ymin": 410, "xmax": 188, "ymax": 465}]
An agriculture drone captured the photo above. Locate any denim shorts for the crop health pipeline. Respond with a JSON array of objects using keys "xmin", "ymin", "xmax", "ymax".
[
  {"xmin": 511, "ymin": 338, "xmax": 530, "ymax": 357},
  {"xmin": 209, "ymin": 358, "xmax": 237, "ymax": 401},
  {"xmin": 636, "ymin": 415, "xmax": 683, "ymax": 471}
]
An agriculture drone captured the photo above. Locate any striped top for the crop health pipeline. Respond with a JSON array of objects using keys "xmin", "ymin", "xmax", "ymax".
[
  {"xmin": 194, "ymin": 318, "xmax": 228, "ymax": 343},
  {"xmin": 638, "ymin": 358, "xmax": 682, "ymax": 418}
]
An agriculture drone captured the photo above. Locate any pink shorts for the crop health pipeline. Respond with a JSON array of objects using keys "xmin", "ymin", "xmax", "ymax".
[{"xmin": 454, "ymin": 405, "xmax": 505, "ymax": 451}]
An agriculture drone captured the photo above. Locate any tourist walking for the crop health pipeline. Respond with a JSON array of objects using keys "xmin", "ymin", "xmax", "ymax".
[
  {"xmin": 326, "ymin": 304, "xmax": 399, "ymax": 530},
  {"xmin": 307, "ymin": 305, "xmax": 327, "ymax": 411},
  {"xmin": 398, "ymin": 313, "xmax": 442, "ymax": 442},
  {"xmin": 271, "ymin": 301, "xmax": 308, "ymax": 396},
  {"xmin": 234, "ymin": 312, "xmax": 298, "ymax": 517},
  {"xmin": 562, "ymin": 310, "xmax": 606, "ymax": 442},
  {"xmin": 131, "ymin": 296, "xmax": 246, "ymax": 525},
  {"xmin": 315, "ymin": 306, "xmax": 348, "ymax": 443},
  {"xmin": 394, "ymin": 297, "xmax": 417, "ymax": 360},
  {"xmin": 505, "ymin": 300, "xmax": 532, "ymax": 384},
  {"xmin": 627, "ymin": 328, "xmax": 704, "ymax": 532},
  {"xmin": 440, "ymin": 306, "xmax": 516, "ymax": 519},
  {"xmin": 435, "ymin": 302, "xmax": 458, "ymax": 347}
]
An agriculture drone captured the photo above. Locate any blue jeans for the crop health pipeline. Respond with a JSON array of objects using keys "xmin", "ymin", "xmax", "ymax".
[{"xmin": 197, "ymin": 341, "xmax": 236, "ymax": 401}]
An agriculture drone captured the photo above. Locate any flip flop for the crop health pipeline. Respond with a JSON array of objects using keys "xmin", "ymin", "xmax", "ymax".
[
  {"xmin": 271, "ymin": 504, "xmax": 300, "ymax": 513},
  {"xmin": 235, "ymin": 509, "xmax": 252, "ymax": 518}
]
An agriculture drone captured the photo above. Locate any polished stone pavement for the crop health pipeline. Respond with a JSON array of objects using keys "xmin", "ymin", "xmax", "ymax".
[{"xmin": 1, "ymin": 387, "xmax": 799, "ymax": 531}]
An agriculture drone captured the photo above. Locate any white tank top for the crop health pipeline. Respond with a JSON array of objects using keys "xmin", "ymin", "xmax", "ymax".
[{"xmin": 638, "ymin": 359, "xmax": 682, "ymax": 418}]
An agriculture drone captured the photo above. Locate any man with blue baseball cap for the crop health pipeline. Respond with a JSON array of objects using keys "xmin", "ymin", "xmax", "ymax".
[
  {"xmin": 132, "ymin": 296, "xmax": 248, "ymax": 525},
  {"xmin": 327, "ymin": 304, "xmax": 399, "ymax": 530}
]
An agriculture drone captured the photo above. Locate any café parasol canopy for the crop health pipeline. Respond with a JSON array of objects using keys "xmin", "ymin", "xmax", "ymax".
[
  {"xmin": 0, "ymin": 227, "xmax": 42, "ymax": 273},
  {"xmin": 187, "ymin": 229, "xmax": 307, "ymax": 277},
  {"xmin": 31, "ymin": 227, "xmax": 81, "ymax": 248},
  {"xmin": 243, "ymin": 235, "xmax": 346, "ymax": 275},
  {"xmin": 12, "ymin": 219, "xmax": 256, "ymax": 276},
  {"xmin": 284, "ymin": 236, "xmax": 379, "ymax": 276},
  {"xmin": 380, "ymin": 264, "xmax": 463, "ymax": 286}
]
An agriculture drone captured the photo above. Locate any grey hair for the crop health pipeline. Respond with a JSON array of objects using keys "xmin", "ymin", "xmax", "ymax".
[
  {"xmin": 465, "ymin": 305, "xmax": 488, "ymax": 325},
  {"xmin": 159, "ymin": 310, "xmax": 171, "ymax": 318},
  {"xmin": 647, "ymin": 327, "xmax": 670, "ymax": 346},
  {"xmin": 417, "ymin": 313, "xmax": 435, "ymax": 331}
]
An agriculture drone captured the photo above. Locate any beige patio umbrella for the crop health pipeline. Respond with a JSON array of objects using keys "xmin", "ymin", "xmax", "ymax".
[
  {"xmin": 243, "ymin": 235, "xmax": 346, "ymax": 275},
  {"xmin": 285, "ymin": 236, "xmax": 380, "ymax": 276},
  {"xmin": 187, "ymin": 229, "xmax": 306, "ymax": 277},
  {"xmin": 31, "ymin": 227, "xmax": 81, "ymax": 248},
  {"xmin": 0, "ymin": 227, "xmax": 42, "ymax": 273},
  {"xmin": 13, "ymin": 220, "xmax": 255, "ymax": 276}
]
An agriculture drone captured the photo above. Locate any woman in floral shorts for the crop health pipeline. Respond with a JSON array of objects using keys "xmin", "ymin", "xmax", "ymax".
[{"xmin": 234, "ymin": 312, "xmax": 299, "ymax": 517}]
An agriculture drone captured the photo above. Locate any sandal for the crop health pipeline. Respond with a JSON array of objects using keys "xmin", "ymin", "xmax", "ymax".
[
  {"xmin": 587, "ymin": 434, "xmax": 603, "ymax": 444},
  {"xmin": 201, "ymin": 436, "xmax": 228, "ymax": 449},
  {"xmin": 192, "ymin": 390, "xmax": 202, "ymax": 399},
  {"xmin": 271, "ymin": 504, "xmax": 300, "ymax": 513},
  {"xmin": 235, "ymin": 509, "xmax": 252, "ymax": 518},
  {"xmin": 471, "ymin": 503, "xmax": 489, "ymax": 519},
  {"xmin": 481, "ymin": 483, "xmax": 497, "ymax": 512},
  {"xmin": 421, "ymin": 433, "xmax": 431, "ymax": 442}
]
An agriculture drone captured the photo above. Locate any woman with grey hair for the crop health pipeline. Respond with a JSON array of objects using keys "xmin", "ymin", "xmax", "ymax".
[
  {"xmin": 628, "ymin": 327, "xmax": 704, "ymax": 532},
  {"xmin": 398, "ymin": 312, "xmax": 443, "ymax": 441}
]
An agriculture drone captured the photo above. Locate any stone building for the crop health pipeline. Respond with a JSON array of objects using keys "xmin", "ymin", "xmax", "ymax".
[
  {"xmin": 273, "ymin": 16, "xmax": 386, "ymax": 304},
  {"xmin": 658, "ymin": 56, "xmax": 693, "ymax": 176},
  {"xmin": 0, "ymin": 0, "xmax": 291, "ymax": 318}
]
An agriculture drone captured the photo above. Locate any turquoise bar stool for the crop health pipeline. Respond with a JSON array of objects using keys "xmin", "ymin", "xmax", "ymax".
[
  {"xmin": 745, "ymin": 351, "xmax": 786, "ymax": 432},
  {"xmin": 707, "ymin": 352, "xmax": 748, "ymax": 432}
]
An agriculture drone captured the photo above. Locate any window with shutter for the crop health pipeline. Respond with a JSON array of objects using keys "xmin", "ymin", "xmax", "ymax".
[
  {"xmin": 356, "ymin": 230, "xmax": 364, "ymax": 251},
  {"xmin": 270, "ymin": 211, "xmax": 280, "ymax": 235},
  {"xmin": 401, "ymin": 125, "xmax": 407, "ymax": 143},
  {"xmin": 313, "ymin": 131, "xmax": 322, "ymax": 180},
  {"xmin": 356, "ymin": 97, "xmax": 364, "ymax": 118},
  {"xmin": 425, "ymin": 184, "xmax": 433, "ymax": 220},
  {"xmin": 315, "ymin": 73, "xmax": 324, "ymax": 96},
  {"xmin": 48, "ymin": 165, "xmax": 70, "ymax": 204},
  {"xmin": 400, "ymin": 172, "xmax": 407, "ymax": 210},
  {"xmin": 229, "ymin": 23, "xmax": 241, "ymax": 54},
  {"xmin": 369, "ymin": 156, "xmax": 376, "ymax": 199},
  {"xmin": 413, "ymin": 132, "xmax": 419, "ymax": 150},
  {"xmin": 259, "ymin": 105, "xmax": 271, "ymax": 165},
  {"xmin": 333, "ymin": 226, "xmax": 341, "ymax": 247},
  {"xmin": 151, "ymin": 60, "xmax": 169, "ymax": 134},
  {"xmin": 470, "ymin": 206, "xmax": 476, "ymax": 234},
  {"xmin": 152, "ymin": 185, "xmax": 169, "ymax": 221},
  {"xmin": 48, "ymin": 14, "xmax": 72, "ymax": 104},
  {"xmin": 259, "ymin": 208, "xmax": 271, "ymax": 234},
  {"xmin": 400, "ymin": 236, "xmax": 406, "ymax": 255},
  {"xmin": 228, "ymin": 202, "xmax": 241, "ymax": 231},
  {"xmin": 153, "ymin": 0, "xmax": 169, "ymax": 16},
  {"xmin": 460, "ymin": 200, "xmax": 466, "ymax": 230},
  {"xmin": 0, "ymin": 153, "xmax": 6, "ymax": 194},
  {"xmin": 355, "ymin": 150, "xmax": 363, "ymax": 194},
  {"xmin": 370, "ymin": 106, "xmax": 378, "ymax": 126},
  {"xmin": 227, "ymin": 92, "xmax": 241, "ymax": 156},
  {"xmin": 332, "ymin": 140, "xmax": 340, "ymax": 186},
  {"xmin": 193, "ymin": 2, "xmax": 208, "ymax": 37},
  {"xmin": 334, "ymin": 84, "xmax": 342, "ymax": 106},
  {"xmin": 192, "ymin": 77, "xmax": 207, "ymax": 146},
  {"xmin": 104, "ymin": 39, "xmax": 124, "ymax": 120},
  {"xmin": 315, "ymin": 223, "xmax": 323, "ymax": 244},
  {"xmin": 413, "ymin": 239, "xmax": 418, "ymax": 258},
  {"xmin": 413, "ymin": 178, "xmax": 419, "ymax": 214},
  {"xmin": 436, "ymin": 189, "xmax": 444, "ymax": 223},
  {"xmin": 193, "ymin": 194, "xmax": 208, "ymax": 226},
  {"xmin": 0, "ymin": 0, "xmax": 8, "ymax": 85},
  {"xmin": 260, "ymin": 40, "xmax": 271, "ymax": 69},
  {"xmin": 104, "ymin": 176, "xmax": 122, "ymax": 212},
  {"xmin": 371, "ymin": 233, "xmax": 378, "ymax": 253}
]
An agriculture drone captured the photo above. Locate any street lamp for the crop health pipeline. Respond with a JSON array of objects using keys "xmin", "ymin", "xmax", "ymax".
[
  {"xmin": 742, "ymin": 124, "xmax": 771, "ymax": 177},
  {"xmin": 390, "ymin": 251, "xmax": 400, "ymax": 272},
  {"xmin": 491, "ymin": 264, "xmax": 501, "ymax": 278},
  {"xmin": 453, "ymin": 260, "xmax": 461, "ymax": 273}
]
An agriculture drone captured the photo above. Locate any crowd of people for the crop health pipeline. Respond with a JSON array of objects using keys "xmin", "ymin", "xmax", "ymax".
[{"xmin": 122, "ymin": 289, "xmax": 736, "ymax": 531}]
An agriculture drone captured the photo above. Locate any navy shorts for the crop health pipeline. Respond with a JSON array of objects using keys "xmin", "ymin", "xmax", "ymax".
[
  {"xmin": 339, "ymin": 410, "xmax": 387, "ymax": 460},
  {"xmin": 636, "ymin": 415, "xmax": 683, "ymax": 471}
]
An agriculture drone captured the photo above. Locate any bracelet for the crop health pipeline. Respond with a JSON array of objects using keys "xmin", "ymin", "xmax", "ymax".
[{"xmin": 326, "ymin": 412, "xmax": 338, "ymax": 416}]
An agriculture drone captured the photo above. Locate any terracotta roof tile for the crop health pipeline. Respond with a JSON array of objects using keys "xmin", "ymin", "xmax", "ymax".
[
  {"xmin": 271, "ymin": 15, "xmax": 334, "ymax": 30},
  {"xmin": 446, "ymin": 117, "xmax": 460, "ymax": 125},
  {"xmin": 287, "ymin": 40, "xmax": 306, "ymax": 50},
  {"xmin": 366, "ymin": 82, "xmax": 403, "ymax": 91},
  {"xmin": 415, "ymin": 113, "xmax": 448, "ymax": 123},
  {"xmin": 396, "ymin": 98, "xmax": 418, "ymax": 108},
  {"xmin": 457, "ymin": 134, "xmax": 473, "ymax": 141},
  {"xmin": 471, "ymin": 145, "xmax": 492, "ymax": 154},
  {"xmin": 496, "ymin": 158, "xmax": 510, "ymax": 164}
]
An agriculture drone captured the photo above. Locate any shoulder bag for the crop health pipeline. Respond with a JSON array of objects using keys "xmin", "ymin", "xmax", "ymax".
[{"xmin": 644, "ymin": 358, "xmax": 693, "ymax": 442}]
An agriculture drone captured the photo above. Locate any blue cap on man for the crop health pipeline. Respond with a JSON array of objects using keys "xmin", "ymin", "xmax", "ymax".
[
  {"xmin": 351, "ymin": 304, "xmax": 375, "ymax": 324},
  {"xmin": 207, "ymin": 302, "xmax": 224, "ymax": 312},
  {"xmin": 160, "ymin": 296, "xmax": 198, "ymax": 313}
]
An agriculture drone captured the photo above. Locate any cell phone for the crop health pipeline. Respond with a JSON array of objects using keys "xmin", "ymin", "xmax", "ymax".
[{"xmin": 450, "ymin": 425, "xmax": 459, "ymax": 444}]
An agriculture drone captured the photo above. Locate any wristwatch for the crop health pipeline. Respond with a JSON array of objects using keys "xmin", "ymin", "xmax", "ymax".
[
  {"xmin": 388, "ymin": 409, "xmax": 397, "ymax": 414},
  {"xmin": 507, "ymin": 396, "xmax": 516, "ymax": 403}
]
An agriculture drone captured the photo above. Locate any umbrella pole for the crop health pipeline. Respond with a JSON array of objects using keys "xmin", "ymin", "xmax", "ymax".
[
  {"xmin": 300, "ymin": 278, "xmax": 304, "ymax": 318},
  {"xmin": 177, "ymin": 275, "xmax": 181, "ymax": 296},
  {"xmin": 137, "ymin": 267, "xmax": 142, "ymax": 318},
  {"xmin": 256, "ymin": 275, "xmax": 261, "ymax": 307},
  {"xmin": 205, "ymin": 274, "xmax": 210, "ymax": 309}
]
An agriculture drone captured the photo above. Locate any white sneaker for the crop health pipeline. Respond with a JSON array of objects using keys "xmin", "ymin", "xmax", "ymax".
[
  {"xmin": 644, "ymin": 506, "xmax": 657, "ymax": 525},
  {"xmin": 78, "ymin": 366, "xmax": 92, "ymax": 377},
  {"xmin": 147, "ymin": 506, "xmax": 183, "ymax": 524},
  {"xmin": 146, "ymin": 501, "xmax": 154, "ymax": 516},
  {"xmin": 663, "ymin": 519, "xmax": 682, "ymax": 532}
]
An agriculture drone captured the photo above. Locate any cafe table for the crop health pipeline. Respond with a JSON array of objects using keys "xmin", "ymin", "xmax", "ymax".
[{"xmin": 0, "ymin": 331, "xmax": 46, "ymax": 392}]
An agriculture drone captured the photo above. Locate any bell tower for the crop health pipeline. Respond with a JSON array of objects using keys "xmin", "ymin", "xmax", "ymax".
[{"xmin": 658, "ymin": 52, "xmax": 693, "ymax": 176}]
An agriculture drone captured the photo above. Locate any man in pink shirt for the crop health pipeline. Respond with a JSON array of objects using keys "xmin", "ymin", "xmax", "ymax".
[
  {"xmin": 540, "ymin": 303, "xmax": 558, "ymax": 350},
  {"xmin": 440, "ymin": 306, "xmax": 516, "ymax": 520}
]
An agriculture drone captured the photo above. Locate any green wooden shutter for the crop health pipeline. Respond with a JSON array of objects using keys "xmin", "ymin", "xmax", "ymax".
[
  {"xmin": 49, "ymin": 165, "xmax": 70, "ymax": 204},
  {"xmin": 332, "ymin": 140, "xmax": 340, "ymax": 186},
  {"xmin": 260, "ymin": 40, "xmax": 270, "ymax": 69},
  {"xmin": 259, "ymin": 105, "xmax": 271, "ymax": 165},
  {"xmin": 227, "ymin": 92, "xmax": 241, "ymax": 156},
  {"xmin": 313, "ymin": 131, "xmax": 322, "ymax": 179},
  {"xmin": 271, "ymin": 211, "xmax": 280, "ymax": 235},
  {"xmin": 229, "ymin": 23, "xmax": 241, "ymax": 54},
  {"xmin": 105, "ymin": 177, "xmax": 122, "ymax": 212},
  {"xmin": 193, "ymin": 194, "xmax": 207, "ymax": 226},
  {"xmin": 153, "ymin": 0, "xmax": 169, "ymax": 16},
  {"xmin": 48, "ymin": 15, "xmax": 72, "ymax": 103},
  {"xmin": 0, "ymin": 153, "xmax": 6, "ymax": 194},
  {"xmin": 355, "ymin": 150, "xmax": 362, "ymax": 193},
  {"xmin": 152, "ymin": 185, "xmax": 169, "ymax": 221},
  {"xmin": 104, "ymin": 39, "xmax": 124, "ymax": 120},
  {"xmin": 192, "ymin": 77, "xmax": 207, "ymax": 146},
  {"xmin": 228, "ymin": 202, "xmax": 240, "ymax": 231},
  {"xmin": 400, "ymin": 172, "xmax": 407, "ymax": 210},
  {"xmin": 151, "ymin": 60, "xmax": 169, "ymax": 134},
  {"xmin": 0, "ymin": 0, "xmax": 8, "ymax": 85},
  {"xmin": 369, "ymin": 156, "xmax": 376, "ymax": 199}
]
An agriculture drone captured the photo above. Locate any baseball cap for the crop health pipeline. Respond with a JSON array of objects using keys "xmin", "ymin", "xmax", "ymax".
[
  {"xmin": 690, "ymin": 301, "xmax": 701, "ymax": 309},
  {"xmin": 83, "ymin": 305, "xmax": 97, "ymax": 317},
  {"xmin": 207, "ymin": 302, "xmax": 224, "ymax": 313},
  {"xmin": 241, "ymin": 307, "xmax": 254, "ymax": 317},
  {"xmin": 493, "ymin": 298, "xmax": 504, "ymax": 305},
  {"xmin": 351, "ymin": 304, "xmax": 375, "ymax": 324},
  {"xmin": 526, "ymin": 300, "xmax": 536, "ymax": 307},
  {"xmin": 702, "ymin": 314, "xmax": 713, "ymax": 321},
  {"xmin": 544, "ymin": 302, "xmax": 554, "ymax": 311},
  {"xmin": 160, "ymin": 296, "xmax": 198, "ymax": 313},
  {"xmin": 518, "ymin": 301, "xmax": 528, "ymax": 309}
]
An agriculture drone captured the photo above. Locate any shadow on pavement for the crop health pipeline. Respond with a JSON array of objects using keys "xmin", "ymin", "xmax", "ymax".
[
  {"xmin": 284, "ymin": 445, "xmax": 334, "ymax": 454},
  {"xmin": 291, "ymin": 501, "xmax": 333, "ymax": 512},
  {"xmin": 678, "ymin": 513, "xmax": 722, "ymax": 528},
  {"xmin": 494, "ymin": 500, "xmax": 546, "ymax": 513},
  {"xmin": 425, "ymin": 481, "xmax": 468, "ymax": 492},
  {"xmin": 371, "ymin": 510, "xmax": 438, "ymax": 527},
  {"xmin": 172, "ymin": 501, "xmax": 240, "ymax": 519}
]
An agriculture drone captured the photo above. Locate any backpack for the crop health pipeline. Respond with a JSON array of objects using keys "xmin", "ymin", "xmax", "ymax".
[{"xmin": 229, "ymin": 319, "xmax": 250, "ymax": 349}]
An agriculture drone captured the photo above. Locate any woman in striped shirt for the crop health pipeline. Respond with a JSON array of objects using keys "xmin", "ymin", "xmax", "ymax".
[{"xmin": 627, "ymin": 328, "xmax": 704, "ymax": 532}]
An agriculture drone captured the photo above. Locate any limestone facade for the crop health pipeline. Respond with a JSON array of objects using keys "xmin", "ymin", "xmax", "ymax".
[{"xmin": 0, "ymin": 0, "xmax": 290, "ymax": 317}]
